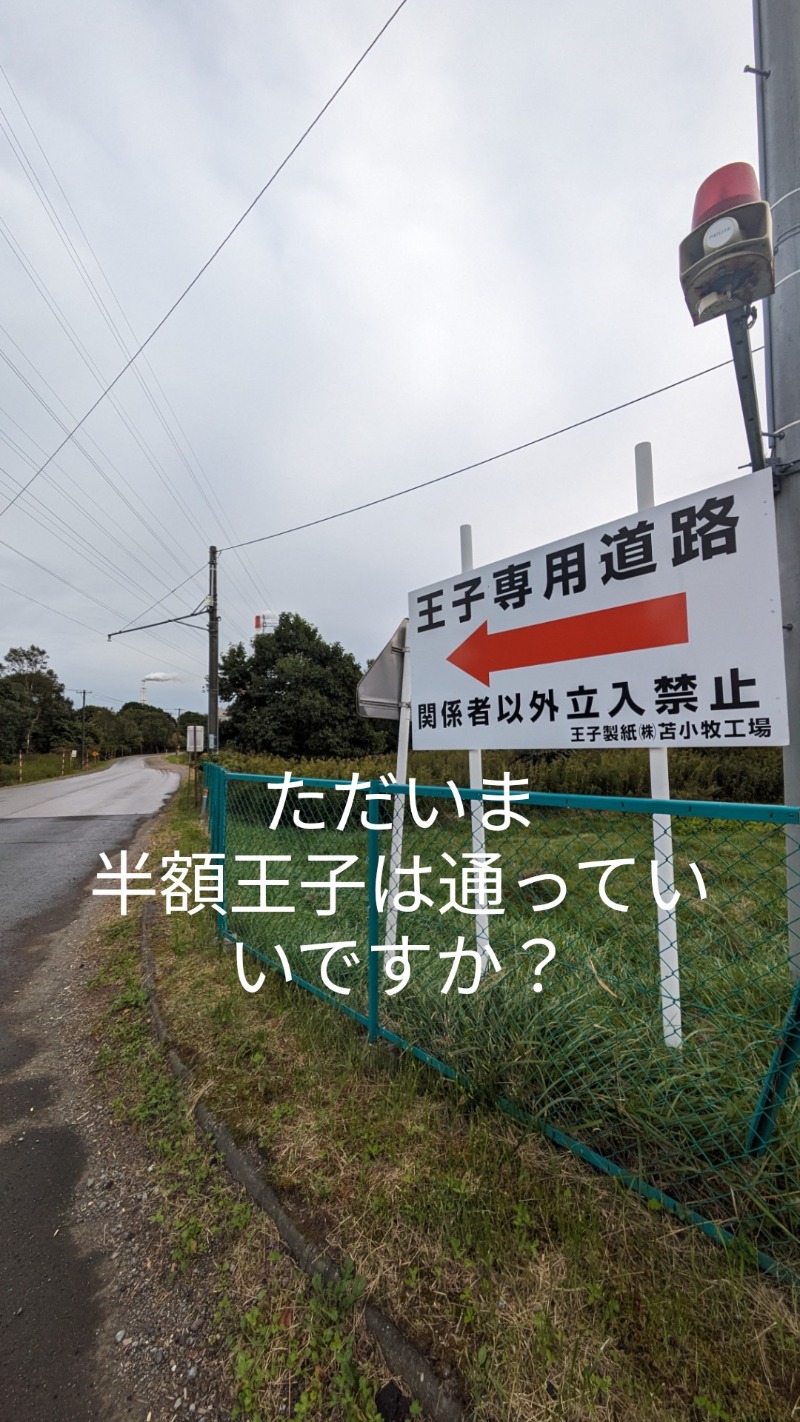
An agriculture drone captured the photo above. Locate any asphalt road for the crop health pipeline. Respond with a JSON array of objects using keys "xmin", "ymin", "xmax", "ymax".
[
  {"xmin": 0, "ymin": 757, "xmax": 179, "ymax": 1420},
  {"xmin": 0, "ymin": 759, "xmax": 179, "ymax": 970}
]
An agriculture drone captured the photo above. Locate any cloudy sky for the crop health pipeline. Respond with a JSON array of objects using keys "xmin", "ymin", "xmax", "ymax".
[{"xmin": 0, "ymin": 0, "xmax": 764, "ymax": 718}]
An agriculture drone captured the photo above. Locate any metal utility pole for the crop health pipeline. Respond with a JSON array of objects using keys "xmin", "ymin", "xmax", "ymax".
[
  {"xmin": 208, "ymin": 545, "xmax": 219, "ymax": 753},
  {"xmin": 67, "ymin": 687, "xmax": 92, "ymax": 767},
  {"xmin": 752, "ymin": 0, "xmax": 800, "ymax": 976}
]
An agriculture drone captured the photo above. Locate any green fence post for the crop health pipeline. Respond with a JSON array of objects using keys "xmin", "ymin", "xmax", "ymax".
[
  {"xmin": 211, "ymin": 764, "xmax": 219, "ymax": 849},
  {"xmin": 367, "ymin": 779, "xmax": 381, "ymax": 1042},
  {"xmin": 217, "ymin": 767, "xmax": 228, "ymax": 940},
  {"xmin": 747, "ymin": 975, "xmax": 800, "ymax": 1156},
  {"xmin": 188, "ymin": 767, "xmax": 800, "ymax": 1274}
]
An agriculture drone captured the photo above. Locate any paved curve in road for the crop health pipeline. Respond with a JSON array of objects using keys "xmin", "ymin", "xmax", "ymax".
[{"xmin": 0, "ymin": 757, "xmax": 179, "ymax": 1420}]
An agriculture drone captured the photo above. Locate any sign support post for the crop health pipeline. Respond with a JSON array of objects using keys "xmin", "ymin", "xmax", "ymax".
[
  {"xmin": 355, "ymin": 619, "xmax": 411, "ymax": 956},
  {"xmin": 186, "ymin": 725, "xmax": 205, "ymax": 808},
  {"xmin": 460, "ymin": 525, "xmax": 491, "ymax": 972},
  {"xmin": 384, "ymin": 623, "xmax": 411, "ymax": 951},
  {"xmin": 635, "ymin": 442, "xmax": 682, "ymax": 1049}
]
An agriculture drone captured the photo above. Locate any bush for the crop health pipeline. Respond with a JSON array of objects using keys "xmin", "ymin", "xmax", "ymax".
[{"xmin": 217, "ymin": 745, "xmax": 784, "ymax": 804}]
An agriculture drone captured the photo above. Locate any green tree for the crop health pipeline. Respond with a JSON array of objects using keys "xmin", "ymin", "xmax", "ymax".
[
  {"xmin": 84, "ymin": 705, "xmax": 119, "ymax": 758},
  {"xmin": 114, "ymin": 709, "xmax": 144, "ymax": 754},
  {"xmin": 0, "ymin": 646, "xmax": 77, "ymax": 755},
  {"xmin": 177, "ymin": 710, "xmax": 208, "ymax": 740},
  {"xmin": 0, "ymin": 679, "xmax": 31, "ymax": 761},
  {"xmin": 117, "ymin": 702, "xmax": 177, "ymax": 753},
  {"xmin": 219, "ymin": 613, "xmax": 387, "ymax": 759}
]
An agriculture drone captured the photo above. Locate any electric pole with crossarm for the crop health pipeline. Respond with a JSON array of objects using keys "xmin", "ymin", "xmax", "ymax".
[
  {"xmin": 207, "ymin": 545, "xmax": 219, "ymax": 753},
  {"xmin": 752, "ymin": 0, "xmax": 800, "ymax": 977}
]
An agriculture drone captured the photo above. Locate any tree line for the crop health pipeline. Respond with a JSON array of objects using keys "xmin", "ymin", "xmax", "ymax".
[
  {"xmin": 0, "ymin": 646, "xmax": 206, "ymax": 762},
  {"xmin": 0, "ymin": 616, "xmax": 386, "ymax": 765}
]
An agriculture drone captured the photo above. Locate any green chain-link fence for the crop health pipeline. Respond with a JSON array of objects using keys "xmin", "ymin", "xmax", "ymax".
[{"xmin": 204, "ymin": 761, "xmax": 800, "ymax": 1276}]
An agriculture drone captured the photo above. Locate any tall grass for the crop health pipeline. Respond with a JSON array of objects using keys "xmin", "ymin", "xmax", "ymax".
[
  {"xmin": 218, "ymin": 744, "xmax": 785, "ymax": 804},
  {"xmin": 219, "ymin": 773, "xmax": 800, "ymax": 1265},
  {"xmin": 0, "ymin": 751, "xmax": 111, "ymax": 786}
]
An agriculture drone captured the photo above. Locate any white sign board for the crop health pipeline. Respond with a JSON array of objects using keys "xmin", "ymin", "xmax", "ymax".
[
  {"xmin": 409, "ymin": 470, "xmax": 788, "ymax": 750},
  {"xmin": 186, "ymin": 725, "xmax": 205, "ymax": 753}
]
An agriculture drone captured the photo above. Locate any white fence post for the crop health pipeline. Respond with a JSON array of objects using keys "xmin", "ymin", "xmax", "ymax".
[
  {"xmin": 384, "ymin": 623, "xmax": 411, "ymax": 952},
  {"xmin": 635, "ymin": 442, "xmax": 682, "ymax": 1049}
]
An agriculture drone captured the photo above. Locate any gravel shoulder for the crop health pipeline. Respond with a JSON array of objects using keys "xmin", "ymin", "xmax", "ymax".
[{"xmin": 0, "ymin": 772, "xmax": 229, "ymax": 1422}]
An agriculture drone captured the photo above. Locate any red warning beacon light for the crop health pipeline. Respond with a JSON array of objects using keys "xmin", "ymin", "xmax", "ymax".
[
  {"xmin": 691, "ymin": 161, "xmax": 761, "ymax": 227},
  {"xmin": 679, "ymin": 161, "xmax": 774, "ymax": 325}
]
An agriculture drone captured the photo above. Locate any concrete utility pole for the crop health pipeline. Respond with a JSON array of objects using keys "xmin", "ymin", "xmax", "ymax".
[
  {"xmin": 752, "ymin": 0, "xmax": 800, "ymax": 976},
  {"xmin": 208, "ymin": 545, "xmax": 219, "ymax": 753}
]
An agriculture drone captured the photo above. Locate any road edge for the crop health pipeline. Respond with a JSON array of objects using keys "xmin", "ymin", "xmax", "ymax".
[{"xmin": 139, "ymin": 898, "xmax": 466, "ymax": 1422}]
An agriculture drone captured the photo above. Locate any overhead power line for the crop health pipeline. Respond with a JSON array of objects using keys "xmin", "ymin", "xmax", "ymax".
[
  {"xmin": 0, "ymin": 332, "xmax": 201, "ymax": 580},
  {"xmin": 0, "ymin": 0, "xmax": 410, "ymax": 522},
  {"xmin": 0, "ymin": 538, "xmax": 205, "ymax": 670},
  {"xmin": 0, "ymin": 65, "xmax": 278, "ymax": 620},
  {"xmin": 0, "ymin": 577, "xmax": 107, "ymax": 636},
  {"xmin": 0, "ymin": 578, "xmax": 203, "ymax": 673},
  {"xmin": 118, "ymin": 564, "xmax": 208, "ymax": 633},
  {"xmin": 0, "ymin": 211, "xmax": 228, "ymax": 564},
  {"xmin": 221, "ymin": 352, "xmax": 756, "ymax": 552},
  {"xmin": 0, "ymin": 434, "xmax": 193, "ymax": 608}
]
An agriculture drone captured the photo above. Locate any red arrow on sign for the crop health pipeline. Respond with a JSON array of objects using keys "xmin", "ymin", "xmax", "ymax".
[{"xmin": 446, "ymin": 592, "xmax": 689, "ymax": 686}]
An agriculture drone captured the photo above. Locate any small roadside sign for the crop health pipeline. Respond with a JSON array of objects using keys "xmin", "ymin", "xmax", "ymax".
[
  {"xmin": 186, "ymin": 725, "xmax": 205, "ymax": 753},
  {"xmin": 356, "ymin": 618, "xmax": 408, "ymax": 720},
  {"xmin": 408, "ymin": 469, "xmax": 788, "ymax": 750}
]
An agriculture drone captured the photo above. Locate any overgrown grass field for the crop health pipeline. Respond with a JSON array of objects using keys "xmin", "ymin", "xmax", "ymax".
[
  {"xmin": 0, "ymin": 750, "xmax": 113, "ymax": 786},
  {"xmin": 218, "ymin": 774, "xmax": 800, "ymax": 1267},
  {"xmin": 129, "ymin": 790, "xmax": 800, "ymax": 1420}
]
